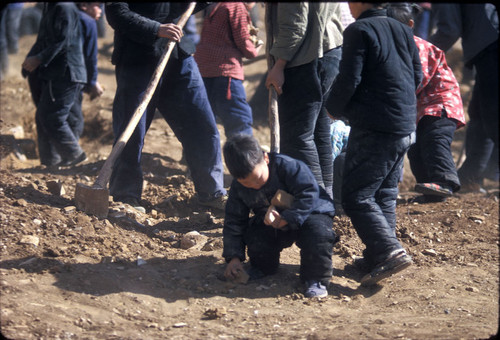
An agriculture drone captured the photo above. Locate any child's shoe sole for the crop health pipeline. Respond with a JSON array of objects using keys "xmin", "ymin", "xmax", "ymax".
[{"xmin": 414, "ymin": 183, "xmax": 452, "ymax": 197}]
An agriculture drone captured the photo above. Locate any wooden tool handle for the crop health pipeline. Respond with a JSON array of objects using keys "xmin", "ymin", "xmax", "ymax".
[
  {"xmin": 94, "ymin": 2, "xmax": 197, "ymax": 188},
  {"xmin": 265, "ymin": 3, "xmax": 280, "ymax": 153}
]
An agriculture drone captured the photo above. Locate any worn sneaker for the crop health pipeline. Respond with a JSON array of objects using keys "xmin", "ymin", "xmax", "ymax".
[
  {"xmin": 304, "ymin": 281, "xmax": 328, "ymax": 298},
  {"xmin": 414, "ymin": 182, "xmax": 453, "ymax": 197},
  {"xmin": 199, "ymin": 195, "xmax": 228, "ymax": 211},
  {"xmin": 360, "ymin": 250, "xmax": 412, "ymax": 286}
]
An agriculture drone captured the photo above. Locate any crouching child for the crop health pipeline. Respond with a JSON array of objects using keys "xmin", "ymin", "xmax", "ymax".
[{"xmin": 222, "ymin": 134, "xmax": 338, "ymax": 298}]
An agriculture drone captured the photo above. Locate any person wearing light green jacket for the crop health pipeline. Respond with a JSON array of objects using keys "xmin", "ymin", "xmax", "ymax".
[{"xmin": 265, "ymin": 2, "xmax": 344, "ymax": 199}]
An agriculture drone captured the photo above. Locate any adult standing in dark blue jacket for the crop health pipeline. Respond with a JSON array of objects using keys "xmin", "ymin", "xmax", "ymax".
[
  {"xmin": 326, "ymin": 3, "xmax": 422, "ymax": 286},
  {"xmin": 105, "ymin": 3, "xmax": 227, "ymax": 212},
  {"xmin": 429, "ymin": 4, "xmax": 498, "ymax": 193},
  {"xmin": 21, "ymin": 2, "xmax": 88, "ymax": 168}
]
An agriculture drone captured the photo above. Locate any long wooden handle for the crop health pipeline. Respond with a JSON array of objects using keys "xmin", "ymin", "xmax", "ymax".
[
  {"xmin": 265, "ymin": 3, "xmax": 280, "ymax": 153},
  {"xmin": 94, "ymin": 2, "xmax": 197, "ymax": 189}
]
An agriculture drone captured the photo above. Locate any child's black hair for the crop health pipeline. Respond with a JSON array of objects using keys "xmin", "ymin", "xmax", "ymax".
[
  {"xmin": 223, "ymin": 134, "xmax": 264, "ymax": 179},
  {"xmin": 386, "ymin": 3, "xmax": 423, "ymax": 25}
]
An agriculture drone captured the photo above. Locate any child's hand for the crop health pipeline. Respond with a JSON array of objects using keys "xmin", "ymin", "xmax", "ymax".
[
  {"xmin": 264, "ymin": 208, "xmax": 288, "ymax": 229},
  {"xmin": 224, "ymin": 258, "xmax": 244, "ymax": 280}
]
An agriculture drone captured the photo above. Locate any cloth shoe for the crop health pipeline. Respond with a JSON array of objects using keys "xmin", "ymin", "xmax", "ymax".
[
  {"xmin": 414, "ymin": 182, "xmax": 452, "ymax": 197},
  {"xmin": 360, "ymin": 249, "xmax": 412, "ymax": 286},
  {"xmin": 304, "ymin": 281, "xmax": 328, "ymax": 298}
]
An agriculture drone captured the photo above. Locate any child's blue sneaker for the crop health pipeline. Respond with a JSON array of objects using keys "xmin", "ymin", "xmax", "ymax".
[{"xmin": 304, "ymin": 281, "xmax": 328, "ymax": 298}]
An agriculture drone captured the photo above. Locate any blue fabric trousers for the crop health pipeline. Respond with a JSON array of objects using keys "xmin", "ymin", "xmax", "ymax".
[
  {"xmin": 408, "ymin": 114, "xmax": 460, "ymax": 192},
  {"xmin": 203, "ymin": 76, "xmax": 253, "ymax": 138},
  {"xmin": 278, "ymin": 47, "xmax": 342, "ymax": 198},
  {"xmin": 244, "ymin": 213, "xmax": 336, "ymax": 285},
  {"xmin": 342, "ymin": 128, "xmax": 411, "ymax": 266},
  {"xmin": 36, "ymin": 74, "xmax": 84, "ymax": 166},
  {"xmin": 109, "ymin": 56, "xmax": 226, "ymax": 202},
  {"xmin": 458, "ymin": 43, "xmax": 499, "ymax": 186}
]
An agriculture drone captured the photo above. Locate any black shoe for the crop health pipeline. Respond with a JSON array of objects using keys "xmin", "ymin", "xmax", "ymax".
[
  {"xmin": 360, "ymin": 250, "xmax": 412, "ymax": 286},
  {"xmin": 351, "ymin": 256, "xmax": 373, "ymax": 273},
  {"xmin": 58, "ymin": 152, "xmax": 87, "ymax": 167}
]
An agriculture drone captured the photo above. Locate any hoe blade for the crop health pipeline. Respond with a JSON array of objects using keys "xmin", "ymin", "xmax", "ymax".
[{"xmin": 74, "ymin": 182, "xmax": 109, "ymax": 218}]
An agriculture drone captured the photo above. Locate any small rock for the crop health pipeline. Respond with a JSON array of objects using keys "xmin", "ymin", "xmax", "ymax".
[
  {"xmin": 32, "ymin": 219, "xmax": 42, "ymax": 226},
  {"xmin": 20, "ymin": 235, "xmax": 39, "ymax": 247},
  {"xmin": 9, "ymin": 125, "xmax": 24, "ymax": 139},
  {"xmin": 46, "ymin": 180, "xmax": 65, "ymax": 196},
  {"xmin": 203, "ymin": 307, "xmax": 227, "ymax": 319},
  {"xmin": 422, "ymin": 249, "xmax": 437, "ymax": 257},
  {"xmin": 64, "ymin": 206, "xmax": 76, "ymax": 212},
  {"xmin": 14, "ymin": 199, "xmax": 28, "ymax": 207},
  {"xmin": 465, "ymin": 286, "xmax": 479, "ymax": 293},
  {"xmin": 173, "ymin": 322, "xmax": 187, "ymax": 328},
  {"xmin": 180, "ymin": 231, "xmax": 208, "ymax": 250},
  {"xmin": 137, "ymin": 256, "xmax": 147, "ymax": 266}
]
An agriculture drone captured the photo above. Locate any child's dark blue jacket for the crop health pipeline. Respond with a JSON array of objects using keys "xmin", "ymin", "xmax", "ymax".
[
  {"xmin": 223, "ymin": 153, "xmax": 335, "ymax": 262},
  {"xmin": 326, "ymin": 8, "xmax": 422, "ymax": 135}
]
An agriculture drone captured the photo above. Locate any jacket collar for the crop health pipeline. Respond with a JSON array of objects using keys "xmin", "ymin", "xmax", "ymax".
[{"xmin": 358, "ymin": 8, "xmax": 387, "ymax": 21}]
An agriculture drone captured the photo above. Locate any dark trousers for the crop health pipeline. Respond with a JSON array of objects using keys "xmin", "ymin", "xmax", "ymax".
[
  {"xmin": 279, "ymin": 47, "xmax": 342, "ymax": 198},
  {"xmin": 333, "ymin": 151, "xmax": 346, "ymax": 214},
  {"xmin": 36, "ymin": 74, "xmax": 84, "ymax": 166},
  {"xmin": 203, "ymin": 76, "xmax": 253, "ymax": 138},
  {"xmin": 408, "ymin": 114, "xmax": 460, "ymax": 192},
  {"xmin": 458, "ymin": 43, "xmax": 499, "ymax": 186},
  {"xmin": 109, "ymin": 56, "xmax": 226, "ymax": 202},
  {"xmin": 244, "ymin": 213, "xmax": 336, "ymax": 285},
  {"xmin": 342, "ymin": 128, "xmax": 411, "ymax": 266}
]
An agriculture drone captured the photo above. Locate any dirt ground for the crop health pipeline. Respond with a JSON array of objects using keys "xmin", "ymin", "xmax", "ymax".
[{"xmin": 0, "ymin": 12, "xmax": 499, "ymax": 340}]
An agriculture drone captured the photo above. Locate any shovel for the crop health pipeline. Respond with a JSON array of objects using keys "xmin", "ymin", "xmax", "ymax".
[{"xmin": 74, "ymin": 2, "xmax": 197, "ymax": 218}]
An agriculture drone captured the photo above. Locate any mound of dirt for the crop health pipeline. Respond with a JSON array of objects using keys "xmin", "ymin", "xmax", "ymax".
[{"xmin": 0, "ymin": 16, "xmax": 498, "ymax": 340}]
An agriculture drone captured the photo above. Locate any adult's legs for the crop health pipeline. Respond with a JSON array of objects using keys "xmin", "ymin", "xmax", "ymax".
[
  {"xmin": 458, "ymin": 83, "xmax": 494, "ymax": 188},
  {"xmin": 109, "ymin": 62, "xmax": 157, "ymax": 202},
  {"xmin": 68, "ymin": 90, "xmax": 84, "ymax": 141},
  {"xmin": 316, "ymin": 47, "xmax": 342, "ymax": 198},
  {"xmin": 36, "ymin": 76, "xmax": 84, "ymax": 163},
  {"xmin": 0, "ymin": 9, "xmax": 8, "ymax": 80},
  {"xmin": 157, "ymin": 56, "xmax": 226, "ymax": 201},
  {"xmin": 342, "ymin": 128, "xmax": 411, "ymax": 265},
  {"xmin": 279, "ymin": 60, "xmax": 324, "ymax": 188}
]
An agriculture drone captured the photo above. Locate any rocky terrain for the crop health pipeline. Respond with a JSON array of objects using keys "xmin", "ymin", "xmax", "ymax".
[{"xmin": 0, "ymin": 12, "xmax": 498, "ymax": 340}]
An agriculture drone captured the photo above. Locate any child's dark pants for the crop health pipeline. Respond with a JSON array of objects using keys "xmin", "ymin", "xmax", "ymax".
[
  {"xmin": 244, "ymin": 213, "xmax": 336, "ymax": 285},
  {"xmin": 342, "ymin": 128, "xmax": 411, "ymax": 266},
  {"xmin": 408, "ymin": 114, "xmax": 460, "ymax": 191}
]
